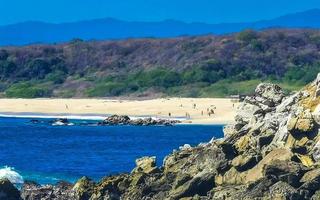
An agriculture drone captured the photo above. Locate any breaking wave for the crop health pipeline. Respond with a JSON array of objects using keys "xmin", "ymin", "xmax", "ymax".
[{"xmin": 0, "ymin": 166, "xmax": 23, "ymax": 184}]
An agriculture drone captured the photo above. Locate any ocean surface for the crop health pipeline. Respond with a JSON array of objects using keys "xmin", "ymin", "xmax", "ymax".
[{"xmin": 0, "ymin": 117, "xmax": 224, "ymax": 185}]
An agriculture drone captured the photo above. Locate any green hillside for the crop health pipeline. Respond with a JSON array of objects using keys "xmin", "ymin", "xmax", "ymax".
[{"xmin": 1, "ymin": 29, "xmax": 320, "ymax": 98}]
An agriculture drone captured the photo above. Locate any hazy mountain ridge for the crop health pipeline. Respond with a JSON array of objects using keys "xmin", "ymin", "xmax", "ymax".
[{"xmin": 1, "ymin": 9, "xmax": 320, "ymax": 46}]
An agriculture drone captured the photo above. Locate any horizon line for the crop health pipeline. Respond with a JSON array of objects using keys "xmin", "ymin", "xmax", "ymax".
[{"xmin": 1, "ymin": 8, "xmax": 320, "ymax": 27}]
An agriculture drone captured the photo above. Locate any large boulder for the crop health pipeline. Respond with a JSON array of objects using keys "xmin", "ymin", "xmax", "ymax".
[
  {"xmin": 254, "ymin": 83, "xmax": 285, "ymax": 106},
  {"xmin": 169, "ymin": 171, "xmax": 215, "ymax": 199},
  {"xmin": 300, "ymin": 168, "xmax": 320, "ymax": 193},
  {"xmin": 72, "ymin": 177, "xmax": 95, "ymax": 200},
  {"xmin": 0, "ymin": 178, "xmax": 20, "ymax": 200},
  {"xmin": 89, "ymin": 175, "xmax": 129, "ymax": 200},
  {"xmin": 267, "ymin": 181, "xmax": 302, "ymax": 200},
  {"xmin": 103, "ymin": 115, "xmax": 131, "ymax": 125},
  {"xmin": 231, "ymin": 153, "xmax": 260, "ymax": 172},
  {"xmin": 131, "ymin": 156, "xmax": 159, "ymax": 174},
  {"xmin": 287, "ymin": 109, "xmax": 315, "ymax": 134},
  {"xmin": 235, "ymin": 103, "xmax": 262, "ymax": 124},
  {"xmin": 215, "ymin": 148, "xmax": 294, "ymax": 186}
]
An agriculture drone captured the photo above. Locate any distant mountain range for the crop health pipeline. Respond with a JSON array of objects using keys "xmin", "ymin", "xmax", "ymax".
[{"xmin": 1, "ymin": 9, "xmax": 320, "ymax": 46}]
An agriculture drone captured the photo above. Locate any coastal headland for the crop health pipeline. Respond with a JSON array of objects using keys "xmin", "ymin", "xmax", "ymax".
[
  {"xmin": 4, "ymin": 74, "xmax": 320, "ymax": 199},
  {"xmin": 0, "ymin": 98, "xmax": 238, "ymax": 124}
]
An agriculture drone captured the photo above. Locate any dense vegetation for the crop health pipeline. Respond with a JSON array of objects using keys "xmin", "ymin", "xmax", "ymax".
[{"xmin": 1, "ymin": 29, "xmax": 320, "ymax": 98}]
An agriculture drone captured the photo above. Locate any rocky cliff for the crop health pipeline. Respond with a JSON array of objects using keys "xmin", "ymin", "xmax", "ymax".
[{"xmin": 4, "ymin": 74, "xmax": 320, "ymax": 199}]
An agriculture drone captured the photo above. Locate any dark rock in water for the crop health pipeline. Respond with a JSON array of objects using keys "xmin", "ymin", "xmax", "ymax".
[
  {"xmin": 100, "ymin": 115, "xmax": 131, "ymax": 125},
  {"xmin": 98, "ymin": 115, "xmax": 180, "ymax": 126},
  {"xmin": 0, "ymin": 178, "xmax": 21, "ymax": 200},
  {"xmin": 51, "ymin": 118, "xmax": 73, "ymax": 126},
  {"xmin": 30, "ymin": 119, "xmax": 40, "ymax": 124},
  {"xmin": 16, "ymin": 74, "xmax": 320, "ymax": 199},
  {"xmin": 56, "ymin": 118, "xmax": 69, "ymax": 123}
]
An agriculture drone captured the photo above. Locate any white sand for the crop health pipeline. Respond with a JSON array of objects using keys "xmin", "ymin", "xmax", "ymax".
[{"xmin": 0, "ymin": 98, "xmax": 239, "ymax": 124}]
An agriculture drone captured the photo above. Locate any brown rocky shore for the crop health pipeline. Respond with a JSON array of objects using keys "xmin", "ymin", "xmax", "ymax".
[{"xmin": 3, "ymin": 75, "xmax": 320, "ymax": 199}]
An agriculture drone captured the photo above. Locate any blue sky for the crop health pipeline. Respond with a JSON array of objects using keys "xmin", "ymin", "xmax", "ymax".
[{"xmin": 1, "ymin": 0, "xmax": 320, "ymax": 25}]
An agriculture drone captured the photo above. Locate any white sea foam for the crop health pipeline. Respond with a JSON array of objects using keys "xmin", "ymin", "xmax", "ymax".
[
  {"xmin": 0, "ymin": 113, "xmax": 106, "ymax": 120},
  {"xmin": 0, "ymin": 166, "xmax": 24, "ymax": 184}
]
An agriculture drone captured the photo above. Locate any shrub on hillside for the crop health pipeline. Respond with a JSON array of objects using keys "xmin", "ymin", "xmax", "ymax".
[
  {"xmin": 237, "ymin": 30, "xmax": 258, "ymax": 42},
  {"xmin": 87, "ymin": 82, "xmax": 128, "ymax": 97},
  {"xmin": 5, "ymin": 83, "xmax": 51, "ymax": 98}
]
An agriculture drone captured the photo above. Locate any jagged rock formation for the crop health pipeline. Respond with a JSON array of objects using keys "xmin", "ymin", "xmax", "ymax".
[
  {"xmin": 21, "ymin": 181, "xmax": 76, "ymax": 200},
  {"xmin": 29, "ymin": 115, "xmax": 180, "ymax": 127},
  {"xmin": 99, "ymin": 115, "xmax": 181, "ymax": 126},
  {"xmin": 7, "ymin": 74, "xmax": 320, "ymax": 199}
]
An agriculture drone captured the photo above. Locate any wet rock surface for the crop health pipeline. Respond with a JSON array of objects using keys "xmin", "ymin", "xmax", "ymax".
[
  {"xmin": 51, "ymin": 118, "xmax": 74, "ymax": 126},
  {"xmin": 99, "ymin": 115, "xmax": 181, "ymax": 126},
  {"xmin": 12, "ymin": 74, "xmax": 320, "ymax": 199}
]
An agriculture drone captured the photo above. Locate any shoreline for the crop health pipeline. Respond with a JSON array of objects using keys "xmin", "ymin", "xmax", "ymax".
[
  {"xmin": 0, "ymin": 98, "xmax": 238, "ymax": 125},
  {"xmin": 0, "ymin": 112, "xmax": 185, "ymax": 122},
  {"xmin": 0, "ymin": 112, "xmax": 229, "ymax": 125}
]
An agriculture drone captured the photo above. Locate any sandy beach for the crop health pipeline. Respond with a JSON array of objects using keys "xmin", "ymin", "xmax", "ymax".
[{"xmin": 0, "ymin": 98, "xmax": 238, "ymax": 124}]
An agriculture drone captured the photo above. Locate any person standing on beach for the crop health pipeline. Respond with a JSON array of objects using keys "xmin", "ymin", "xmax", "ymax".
[
  {"xmin": 210, "ymin": 109, "xmax": 215, "ymax": 115},
  {"xmin": 186, "ymin": 112, "xmax": 190, "ymax": 119}
]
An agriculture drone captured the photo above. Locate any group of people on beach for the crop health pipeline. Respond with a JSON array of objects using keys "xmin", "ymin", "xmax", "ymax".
[
  {"xmin": 167, "ymin": 103, "xmax": 217, "ymax": 119},
  {"xmin": 206, "ymin": 107, "xmax": 215, "ymax": 116}
]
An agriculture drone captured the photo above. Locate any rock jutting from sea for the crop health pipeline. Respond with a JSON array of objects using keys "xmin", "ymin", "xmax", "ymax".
[
  {"xmin": 5, "ymin": 74, "xmax": 320, "ymax": 199},
  {"xmin": 31, "ymin": 115, "xmax": 181, "ymax": 126},
  {"xmin": 98, "ymin": 115, "xmax": 181, "ymax": 126}
]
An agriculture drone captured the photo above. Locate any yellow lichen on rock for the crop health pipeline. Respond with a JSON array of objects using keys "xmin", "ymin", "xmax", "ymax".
[
  {"xmin": 287, "ymin": 109, "xmax": 315, "ymax": 134},
  {"xmin": 132, "ymin": 156, "xmax": 158, "ymax": 174},
  {"xmin": 299, "ymin": 84, "xmax": 320, "ymax": 112},
  {"xmin": 300, "ymin": 168, "xmax": 320, "ymax": 183},
  {"xmin": 235, "ymin": 135, "xmax": 250, "ymax": 152},
  {"xmin": 216, "ymin": 148, "xmax": 293, "ymax": 186},
  {"xmin": 285, "ymin": 133, "xmax": 309, "ymax": 149},
  {"xmin": 215, "ymin": 167, "xmax": 245, "ymax": 186},
  {"xmin": 244, "ymin": 148, "xmax": 293, "ymax": 183},
  {"xmin": 295, "ymin": 136, "xmax": 309, "ymax": 147},
  {"xmin": 285, "ymin": 134, "xmax": 296, "ymax": 148},
  {"xmin": 296, "ymin": 118, "xmax": 314, "ymax": 132},
  {"xmin": 231, "ymin": 155, "xmax": 250, "ymax": 168},
  {"xmin": 296, "ymin": 154, "xmax": 314, "ymax": 167},
  {"xmin": 287, "ymin": 117, "xmax": 298, "ymax": 131}
]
